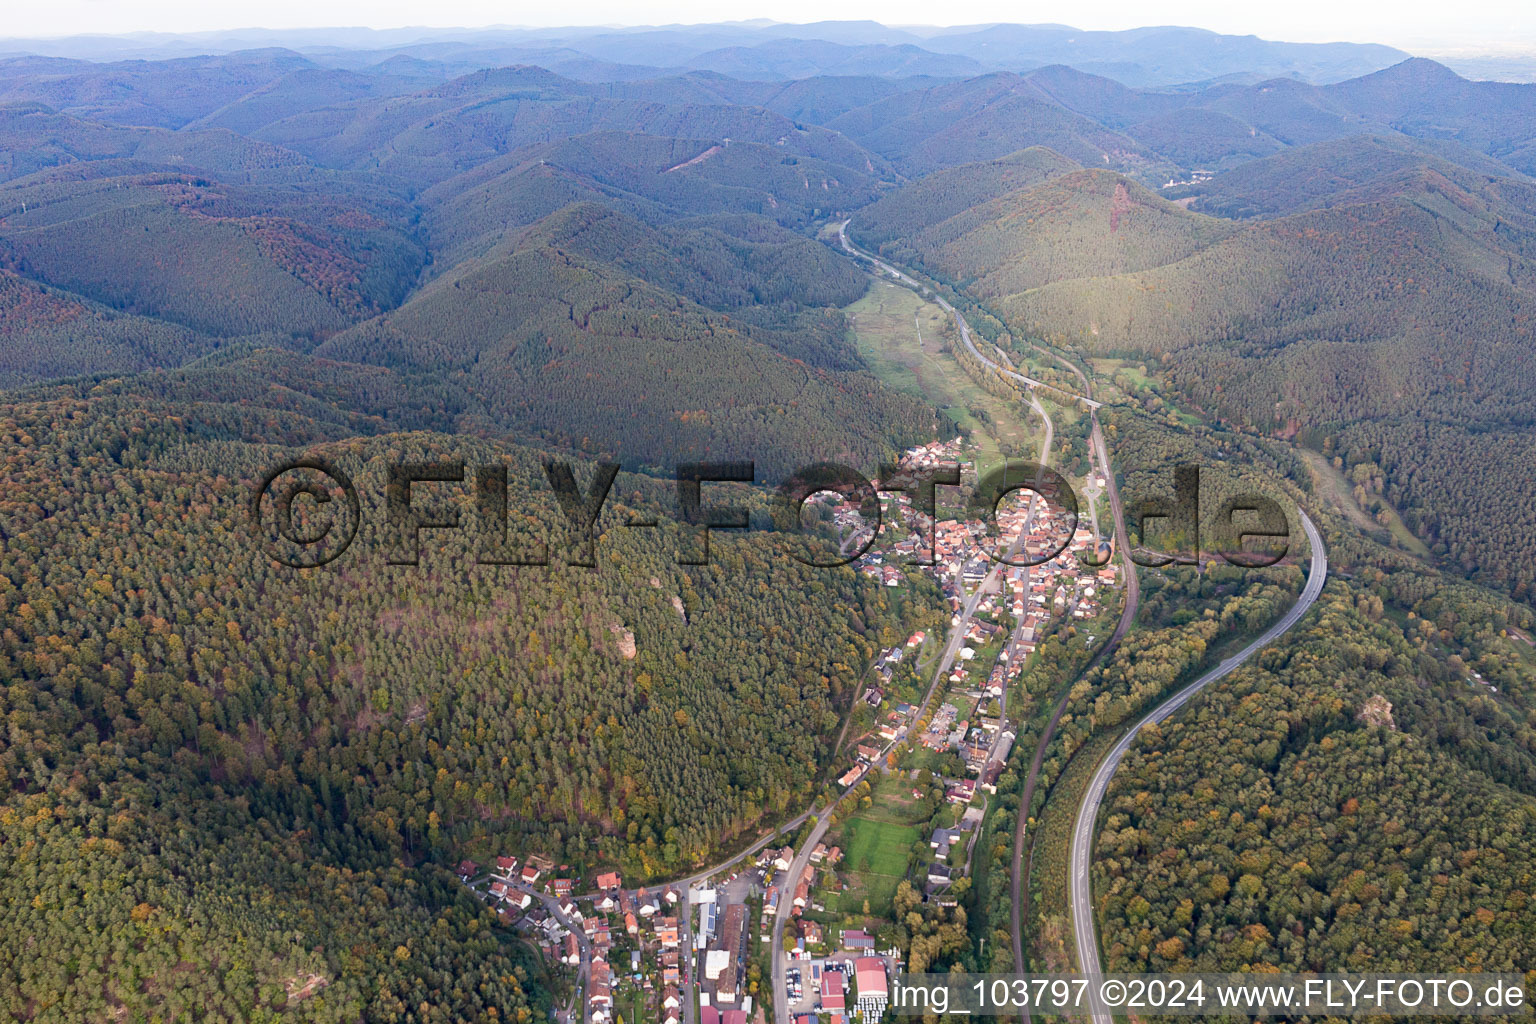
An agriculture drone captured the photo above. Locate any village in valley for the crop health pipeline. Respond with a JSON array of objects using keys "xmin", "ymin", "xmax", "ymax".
[
  {"xmin": 455, "ymin": 844, "xmax": 900, "ymax": 1024},
  {"xmin": 456, "ymin": 433, "xmax": 1122, "ymax": 1024}
]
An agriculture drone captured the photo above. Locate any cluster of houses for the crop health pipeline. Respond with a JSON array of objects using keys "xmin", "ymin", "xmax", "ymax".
[
  {"xmin": 1161, "ymin": 169, "xmax": 1215, "ymax": 189},
  {"xmin": 457, "ymin": 847, "xmax": 786, "ymax": 1024},
  {"xmin": 448, "ymin": 445, "xmax": 1125, "ymax": 1024},
  {"xmin": 923, "ymin": 807, "xmax": 982, "ymax": 894},
  {"xmin": 586, "ymin": 875, "xmax": 687, "ymax": 1024},
  {"xmin": 846, "ymin": 443, "xmax": 1119, "ymax": 635},
  {"xmin": 464, "ymin": 858, "xmax": 695, "ymax": 1024},
  {"xmin": 787, "ymin": 950, "xmax": 892, "ymax": 1024},
  {"xmin": 460, "ymin": 853, "xmax": 614, "ymax": 988},
  {"xmin": 896, "ymin": 439, "xmax": 964, "ymax": 471},
  {"xmin": 827, "ymin": 458, "xmax": 1125, "ymax": 899},
  {"xmin": 761, "ymin": 843, "xmax": 843, "ymax": 932}
]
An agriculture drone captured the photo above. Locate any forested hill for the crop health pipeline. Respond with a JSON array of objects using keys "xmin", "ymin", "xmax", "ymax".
[
  {"xmin": 0, "ymin": 375, "xmax": 940, "ymax": 1019},
  {"xmin": 312, "ymin": 203, "xmax": 934, "ymax": 478},
  {"xmin": 0, "ymin": 46, "xmax": 964, "ymax": 1019},
  {"xmin": 1174, "ymin": 134, "xmax": 1530, "ymax": 219},
  {"xmin": 852, "ymin": 131, "xmax": 1536, "ymax": 597},
  {"xmin": 816, "ymin": 58, "xmax": 1536, "ymax": 179},
  {"xmin": 0, "ymin": 82, "xmax": 935, "ymax": 477},
  {"xmin": 419, "ymin": 130, "xmax": 885, "ymax": 267},
  {"xmin": 2, "ymin": 37, "xmax": 1536, "ymax": 1019}
]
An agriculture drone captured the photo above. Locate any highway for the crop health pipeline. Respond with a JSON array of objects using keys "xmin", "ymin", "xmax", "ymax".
[
  {"xmin": 1007, "ymin": 403, "xmax": 1141, "ymax": 982},
  {"xmin": 1068, "ymin": 510, "xmax": 1328, "ymax": 1024}
]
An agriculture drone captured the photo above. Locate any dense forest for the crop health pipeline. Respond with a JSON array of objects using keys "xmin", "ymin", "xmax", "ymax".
[
  {"xmin": 0, "ymin": 60, "xmax": 955, "ymax": 1016},
  {"xmin": 855, "ymin": 130, "xmax": 1536, "ymax": 598},
  {"xmin": 0, "ymin": 146, "xmax": 934, "ymax": 479},
  {"xmin": 2, "ymin": 38, "xmax": 1536, "ymax": 1019},
  {"xmin": 1095, "ymin": 576, "xmax": 1536, "ymax": 980},
  {"xmin": 0, "ymin": 381, "xmax": 939, "ymax": 1017}
]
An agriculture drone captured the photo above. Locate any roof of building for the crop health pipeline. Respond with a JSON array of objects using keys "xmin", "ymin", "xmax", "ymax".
[
  {"xmin": 842, "ymin": 928, "xmax": 874, "ymax": 949},
  {"xmin": 822, "ymin": 972, "xmax": 845, "ymax": 1009},
  {"xmin": 854, "ymin": 957, "xmax": 887, "ymax": 997}
]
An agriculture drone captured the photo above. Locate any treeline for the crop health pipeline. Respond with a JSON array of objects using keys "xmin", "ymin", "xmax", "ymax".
[
  {"xmin": 1095, "ymin": 579, "xmax": 1536, "ymax": 980},
  {"xmin": 0, "ymin": 385, "xmax": 941, "ymax": 1017},
  {"xmin": 312, "ymin": 222, "xmax": 934, "ymax": 480}
]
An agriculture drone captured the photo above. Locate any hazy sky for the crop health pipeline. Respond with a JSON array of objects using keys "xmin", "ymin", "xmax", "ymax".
[{"xmin": 10, "ymin": 0, "xmax": 1535, "ymax": 51}]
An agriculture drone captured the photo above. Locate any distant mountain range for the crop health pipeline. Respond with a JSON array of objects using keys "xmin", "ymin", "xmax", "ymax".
[
  {"xmin": 0, "ymin": 20, "xmax": 1417, "ymax": 88},
  {"xmin": 3, "ymin": 26, "xmax": 1536, "ymax": 1020}
]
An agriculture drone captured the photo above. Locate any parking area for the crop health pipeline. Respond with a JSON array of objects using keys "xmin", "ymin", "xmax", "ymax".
[{"xmin": 783, "ymin": 957, "xmax": 856, "ymax": 1018}]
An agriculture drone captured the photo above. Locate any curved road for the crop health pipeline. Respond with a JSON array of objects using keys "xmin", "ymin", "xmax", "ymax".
[
  {"xmin": 836, "ymin": 221, "xmax": 1099, "ymax": 411},
  {"xmin": 772, "ymin": 232, "xmax": 1061, "ymax": 1024},
  {"xmin": 769, "ymin": 541, "xmax": 1004, "ymax": 1024},
  {"xmin": 1070, "ymin": 509, "xmax": 1327, "ymax": 1024},
  {"xmin": 834, "ymin": 217, "xmax": 1142, "ymax": 982},
  {"xmin": 769, "ymin": 459, "xmax": 1048, "ymax": 1024},
  {"xmin": 1008, "ymin": 404, "xmax": 1140, "ymax": 980}
]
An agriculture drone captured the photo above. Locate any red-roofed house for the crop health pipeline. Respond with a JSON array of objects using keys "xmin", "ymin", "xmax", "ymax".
[
  {"xmin": 822, "ymin": 971, "xmax": 845, "ymax": 1011},
  {"xmin": 854, "ymin": 957, "xmax": 888, "ymax": 1017},
  {"xmin": 656, "ymin": 917, "xmax": 680, "ymax": 948}
]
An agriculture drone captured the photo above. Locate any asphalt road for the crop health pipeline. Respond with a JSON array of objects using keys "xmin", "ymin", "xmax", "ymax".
[
  {"xmin": 476, "ymin": 873, "xmax": 594, "ymax": 1023},
  {"xmin": 836, "ymin": 221, "xmax": 1098, "ymax": 411},
  {"xmin": 770, "ymin": 539, "xmax": 1001, "ymax": 1024},
  {"xmin": 834, "ymin": 217, "xmax": 1140, "ymax": 986},
  {"xmin": 1008, "ymin": 405, "xmax": 1141, "ymax": 980},
  {"xmin": 1068, "ymin": 510, "xmax": 1327, "ymax": 1024},
  {"xmin": 772, "ymin": 231, "xmax": 1060, "ymax": 1024}
]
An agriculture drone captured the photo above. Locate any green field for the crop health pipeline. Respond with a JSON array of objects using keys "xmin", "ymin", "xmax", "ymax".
[
  {"xmin": 1302, "ymin": 449, "xmax": 1431, "ymax": 558},
  {"xmin": 1089, "ymin": 357, "xmax": 1154, "ymax": 391},
  {"xmin": 824, "ymin": 773, "xmax": 931, "ymax": 917},
  {"xmin": 831, "ymin": 815, "xmax": 919, "ymax": 916},
  {"xmin": 845, "ymin": 280, "xmax": 1036, "ymax": 472},
  {"xmin": 841, "ymin": 815, "xmax": 919, "ymax": 875}
]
